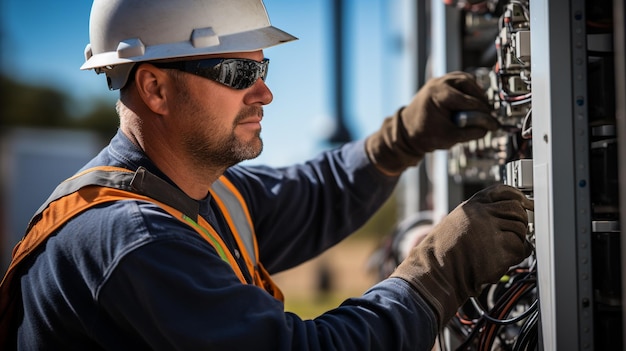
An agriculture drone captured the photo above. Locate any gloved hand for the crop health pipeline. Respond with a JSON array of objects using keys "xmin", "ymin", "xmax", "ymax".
[
  {"xmin": 390, "ymin": 184, "xmax": 533, "ymax": 326},
  {"xmin": 365, "ymin": 71, "xmax": 498, "ymax": 175}
]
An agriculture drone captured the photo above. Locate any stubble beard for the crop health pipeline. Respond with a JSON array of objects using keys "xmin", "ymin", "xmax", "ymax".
[
  {"xmin": 171, "ymin": 73, "xmax": 263, "ymax": 170},
  {"xmin": 183, "ymin": 106, "xmax": 264, "ymax": 169}
]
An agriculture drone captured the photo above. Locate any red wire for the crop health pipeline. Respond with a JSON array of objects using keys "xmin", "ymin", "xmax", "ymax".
[{"xmin": 480, "ymin": 282, "xmax": 533, "ymax": 350}]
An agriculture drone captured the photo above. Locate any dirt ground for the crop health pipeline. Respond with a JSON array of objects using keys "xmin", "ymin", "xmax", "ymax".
[{"xmin": 271, "ymin": 236, "xmax": 382, "ymax": 319}]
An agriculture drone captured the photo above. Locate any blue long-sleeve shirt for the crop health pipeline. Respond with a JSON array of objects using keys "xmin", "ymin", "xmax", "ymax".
[{"xmin": 17, "ymin": 130, "xmax": 437, "ymax": 350}]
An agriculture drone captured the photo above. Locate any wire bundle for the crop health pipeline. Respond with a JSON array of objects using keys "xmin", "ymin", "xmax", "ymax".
[{"xmin": 447, "ymin": 258, "xmax": 538, "ymax": 351}]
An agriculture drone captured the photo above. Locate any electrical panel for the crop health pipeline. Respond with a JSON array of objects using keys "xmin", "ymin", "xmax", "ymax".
[{"xmin": 425, "ymin": 0, "xmax": 623, "ymax": 349}]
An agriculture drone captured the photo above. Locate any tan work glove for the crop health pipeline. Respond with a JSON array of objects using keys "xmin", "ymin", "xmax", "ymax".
[
  {"xmin": 366, "ymin": 71, "xmax": 498, "ymax": 175},
  {"xmin": 391, "ymin": 184, "xmax": 533, "ymax": 326}
]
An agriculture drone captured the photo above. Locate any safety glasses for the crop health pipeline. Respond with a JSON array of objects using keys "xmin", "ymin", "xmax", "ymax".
[{"xmin": 151, "ymin": 58, "xmax": 270, "ymax": 90}]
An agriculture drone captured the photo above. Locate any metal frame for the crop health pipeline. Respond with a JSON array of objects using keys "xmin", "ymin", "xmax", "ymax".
[
  {"xmin": 429, "ymin": 0, "xmax": 463, "ymax": 222},
  {"xmin": 531, "ymin": 0, "xmax": 626, "ymax": 348},
  {"xmin": 614, "ymin": 0, "xmax": 626, "ymax": 346}
]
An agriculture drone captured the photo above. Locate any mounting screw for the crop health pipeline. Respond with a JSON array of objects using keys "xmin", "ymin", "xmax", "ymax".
[{"xmin": 574, "ymin": 11, "xmax": 582, "ymax": 20}]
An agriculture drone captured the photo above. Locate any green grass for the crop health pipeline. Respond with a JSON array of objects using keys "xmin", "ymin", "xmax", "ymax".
[{"xmin": 284, "ymin": 293, "xmax": 352, "ymax": 319}]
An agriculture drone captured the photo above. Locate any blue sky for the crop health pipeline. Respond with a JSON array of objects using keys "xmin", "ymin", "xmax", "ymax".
[{"xmin": 2, "ymin": 0, "xmax": 413, "ymax": 166}]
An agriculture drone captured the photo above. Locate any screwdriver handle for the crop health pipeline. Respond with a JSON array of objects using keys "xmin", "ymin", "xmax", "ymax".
[{"xmin": 452, "ymin": 111, "xmax": 497, "ymax": 129}]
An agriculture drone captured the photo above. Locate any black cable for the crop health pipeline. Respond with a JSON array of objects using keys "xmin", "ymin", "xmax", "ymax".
[
  {"xmin": 521, "ymin": 108, "xmax": 532, "ymax": 139},
  {"xmin": 471, "ymin": 297, "xmax": 538, "ymax": 325},
  {"xmin": 477, "ymin": 275, "xmax": 537, "ymax": 349},
  {"xmin": 512, "ymin": 309, "xmax": 539, "ymax": 351},
  {"xmin": 454, "ymin": 277, "xmax": 536, "ymax": 350},
  {"xmin": 438, "ymin": 331, "xmax": 446, "ymax": 351}
]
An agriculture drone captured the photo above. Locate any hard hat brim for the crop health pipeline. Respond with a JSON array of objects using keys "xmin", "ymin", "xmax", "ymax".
[{"xmin": 81, "ymin": 26, "xmax": 298, "ymax": 70}]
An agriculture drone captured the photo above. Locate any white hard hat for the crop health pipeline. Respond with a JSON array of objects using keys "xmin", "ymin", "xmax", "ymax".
[{"xmin": 81, "ymin": 0, "xmax": 298, "ymax": 90}]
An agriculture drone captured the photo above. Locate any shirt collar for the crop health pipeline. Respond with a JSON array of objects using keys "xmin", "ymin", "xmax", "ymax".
[{"xmin": 105, "ymin": 129, "xmax": 205, "ymax": 218}]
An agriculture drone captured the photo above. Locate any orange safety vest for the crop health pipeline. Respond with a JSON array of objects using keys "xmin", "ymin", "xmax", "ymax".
[{"xmin": 0, "ymin": 166, "xmax": 283, "ymax": 348}]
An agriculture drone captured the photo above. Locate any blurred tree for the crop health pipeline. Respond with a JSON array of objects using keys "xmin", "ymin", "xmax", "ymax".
[
  {"xmin": 1, "ymin": 75, "xmax": 70, "ymax": 128},
  {"xmin": 1, "ymin": 74, "xmax": 118, "ymax": 137},
  {"xmin": 74, "ymin": 99, "xmax": 119, "ymax": 137},
  {"xmin": 354, "ymin": 190, "xmax": 398, "ymax": 239}
]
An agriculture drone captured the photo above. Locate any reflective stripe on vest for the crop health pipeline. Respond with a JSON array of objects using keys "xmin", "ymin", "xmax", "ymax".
[
  {"xmin": 0, "ymin": 166, "xmax": 284, "ymax": 341},
  {"xmin": 206, "ymin": 177, "xmax": 284, "ymax": 299},
  {"xmin": 209, "ymin": 178, "xmax": 258, "ymax": 270}
]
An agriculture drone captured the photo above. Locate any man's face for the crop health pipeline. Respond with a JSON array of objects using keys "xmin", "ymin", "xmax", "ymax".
[{"xmin": 166, "ymin": 50, "xmax": 273, "ymax": 169}]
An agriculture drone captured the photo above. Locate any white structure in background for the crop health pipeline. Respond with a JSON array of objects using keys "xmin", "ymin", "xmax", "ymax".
[{"xmin": 1, "ymin": 128, "xmax": 102, "ymax": 270}]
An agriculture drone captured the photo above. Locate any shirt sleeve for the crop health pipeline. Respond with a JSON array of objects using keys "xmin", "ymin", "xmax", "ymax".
[
  {"xmin": 98, "ymin": 234, "xmax": 438, "ymax": 351},
  {"xmin": 224, "ymin": 140, "xmax": 400, "ymax": 273}
]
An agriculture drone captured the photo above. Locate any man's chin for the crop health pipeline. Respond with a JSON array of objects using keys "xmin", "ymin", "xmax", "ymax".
[{"xmin": 235, "ymin": 139, "xmax": 263, "ymax": 162}]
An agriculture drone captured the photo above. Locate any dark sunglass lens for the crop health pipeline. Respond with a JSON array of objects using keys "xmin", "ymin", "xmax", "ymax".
[
  {"xmin": 235, "ymin": 60, "xmax": 260, "ymax": 89},
  {"xmin": 167, "ymin": 58, "xmax": 270, "ymax": 89}
]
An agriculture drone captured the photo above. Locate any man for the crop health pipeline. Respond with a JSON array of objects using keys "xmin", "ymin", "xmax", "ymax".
[{"xmin": 0, "ymin": 0, "xmax": 533, "ymax": 349}]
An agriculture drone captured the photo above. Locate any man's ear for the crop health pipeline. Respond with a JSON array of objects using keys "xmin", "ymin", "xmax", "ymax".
[{"xmin": 134, "ymin": 63, "xmax": 173, "ymax": 115}]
